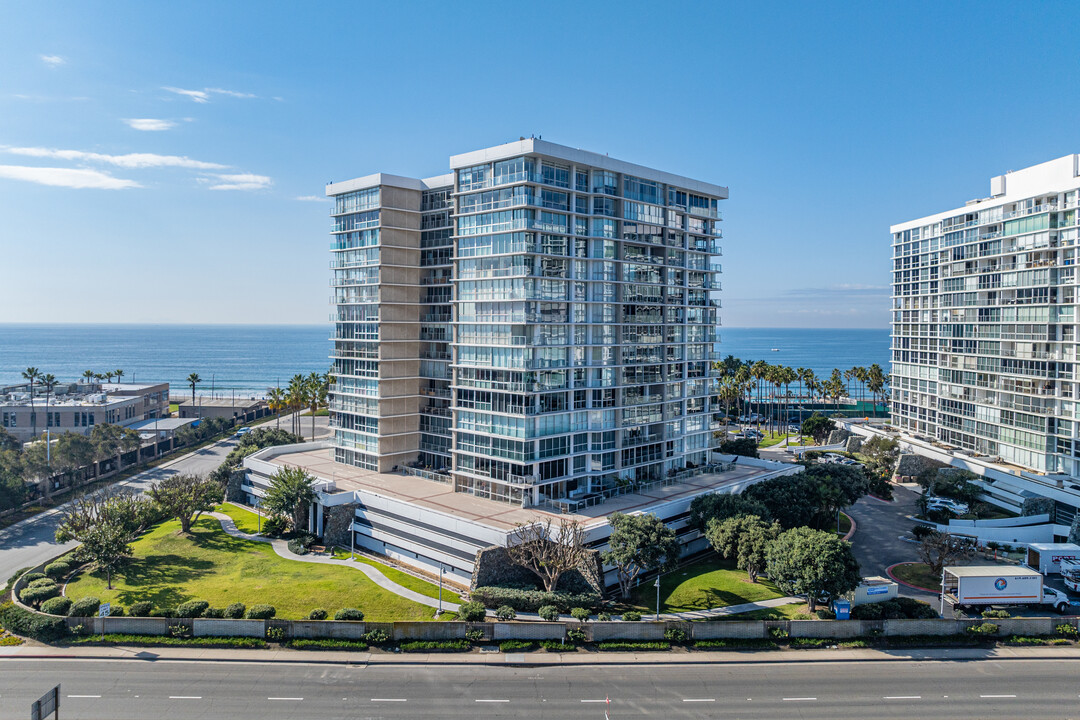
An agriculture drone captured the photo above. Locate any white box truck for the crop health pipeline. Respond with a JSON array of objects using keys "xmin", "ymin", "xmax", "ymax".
[
  {"xmin": 1026, "ymin": 543, "xmax": 1080, "ymax": 575},
  {"xmin": 942, "ymin": 566, "xmax": 1071, "ymax": 613}
]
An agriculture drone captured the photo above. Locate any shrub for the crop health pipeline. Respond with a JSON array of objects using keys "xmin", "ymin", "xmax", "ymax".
[
  {"xmin": 538, "ymin": 605, "xmax": 560, "ymax": 622},
  {"xmin": 540, "ymin": 639, "xmax": 574, "ymax": 652},
  {"xmin": 19, "ymin": 583, "xmax": 59, "ymax": 607},
  {"xmin": 169, "ymin": 624, "xmax": 192, "ymax": 638},
  {"xmin": 565, "ymin": 627, "xmax": 586, "ymax": 643},
  {"xmin": 110, "ymin": 605, "xmax": 126, "ymax": 617},
  {"xmin": 246, "ymin": 604, "xmax": 276, "ymax": 619},
  {"xmin": 400, "ymin": 640, "xmax": 470, "ymax": 652},
  {"xmin": 816, "ymin": 609, "xmax": 836, "ymax": 620},
  {"xmin": 22, "ymin": 572, "xmax": 47, "ymax": 584},
  {"xmin": 266, "ymin": 626, "xmax": 285, "ymax": 641},
  {"xmin": 570, "ymin": 607, "xmax": 591, "ymax": 622},
  {"xmin": 261, "ymin": 515, "xmax": 288, "ymax": 537},
  {"xmin": 622, "ymin": 611, "xmax": 642, "ymax": 622},
  {"xmin": 70, "ymin": 624, "xmax": 88, "ymax": 636},
  {"xmin": 28, "ymin": 577, "xmax": 57, "ymax": 589},
  {"xmin": 69, "ymin": 596, "xmax": 101, "ymax": 618},
  {"xmin": 664, "ymin": 627, "xmax": 687, "ymax": 643},
  {"xmin": 597, "ymin": 612, "xmax": 611, "ymax": 622},
  {"xmin": 1056, "ymin": 623, "xmax": 1079, "ymax": 638},
  {"xmin": 308, "ymin": 608, "xmax": 328, "ymax": 621},
  {"xmin": 911, "ymin": 525, "xmax": 934, "ymax": 541},
  {"xmin": 694, "ymin": 638, "xmax": 778, "ymax": 650},
  {"xmin": 470, "ymin": 586, "xmax": 601, "ymax": 613},
  {"xmin": 499, "ymin": 640, "xmax": 536, "ymax": 652},
  {"xmin": 150, "ymin": 606, "xmax": 177, "ymax": 618},
  {"xmin": 494, "ymin": 605, "xmax": 516, "ymax": 621},
  {"xmin": 287, "ymin": 534, "xmax": 315, "ymax": 555},
  {"xmin": 769, "ymin": 627, "xmax": 789, "ymax": 639},
  {"xmin": 202, "ymin": 607, "xmax": 223, "ymax": 618},
  {"xmin": 456, "ymin": 601, "xmax": 485, "ymax": 622},
  {"xmin": 851, "ymin": 597, "xmax": 937, "ymax": 621},
  {"xmin": 44, "ymin": 562, "xmax": 71, "ymax": 580},
  {"xmin": 982, "ymin": 609, "xmax": 1011, "ymax": 619},
  {"xmin": 175, "ymin": 600, "xmax": 210, "ymax": 618},
  {"xmin": 966, "ymin": 622, "xmax": 999, "ymax": 635},
  {"xmin": 224, "ymin": 602, "xmax": 246, "ymax": 619},
  {"xmin": 40, "ymin": 596, "xmax": 72, "ymax": 616},
  {"xmin": 790, "ymin": 637, "xmax": 833, "ymax": 648},
  {"xmin": 792, "ymin": 612, "xmax": 812, "ymax": 620},
  {"xmin": 596, "ymin": 641, "xmax": 670, "ymax": 651},
  {"xmin": 288, "ymin": 639, "xmax": 368, "ymax": 651},
  {"xmin": 362, "ymin": 629, "xmax": 389, "ymax": 645},
  {"xmin": 464, "ymin": 628, "xmax": 484, "ymax": 642},
  {"xmin": 334, "ymin": 608, "xmax": 364, "ymax": 621}
]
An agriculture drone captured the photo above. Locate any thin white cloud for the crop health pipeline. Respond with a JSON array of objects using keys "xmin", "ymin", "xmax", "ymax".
[
  {"xmin": 40, "ymin": 55, "xmax": 65, "ymax": 67},
  {"xmin": 0, "ymin": 164, "xmax": 139, "ymax": 189},
  {"xmin": 295, "ymin": 195, "xmax": 329, "ymax": 202},
  {"xmin": 204, "ymin": 172, "xmax": 272, "ymax": 191},
  {"xmin": 123, "ymin": 118, "xmax": 177, "ymax": 131},
  {"xmin": 2, "ymin": 146, "xmax": 226, "ymax": 170},
  {"xmin": 162, "ymin": 86, "xmax": 257, "ymax": 102}
]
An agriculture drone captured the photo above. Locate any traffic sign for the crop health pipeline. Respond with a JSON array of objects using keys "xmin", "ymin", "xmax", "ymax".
[{"xmin": 99, "ymin": 602, "xmax": 111, "ymax": 617}]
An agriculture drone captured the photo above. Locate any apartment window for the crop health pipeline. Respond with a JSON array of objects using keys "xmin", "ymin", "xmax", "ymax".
[
  {"xmin": 575, "ymin": 170, "xmax": 588, "ymax": 193},
  {"xmin": 592, "ymin": 171, "xmax": 617, "ymax": 195}
]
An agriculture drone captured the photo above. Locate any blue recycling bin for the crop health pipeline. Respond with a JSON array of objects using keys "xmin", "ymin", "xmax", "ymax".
[{"xmin": 833, "ymin": 599, "xmax": 851, "ymax": 620}]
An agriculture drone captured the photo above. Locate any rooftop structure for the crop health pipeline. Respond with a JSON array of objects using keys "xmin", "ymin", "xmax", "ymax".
[{"xmin": 0, "ymin": 381, "xmax": 168, "ymax": 443}]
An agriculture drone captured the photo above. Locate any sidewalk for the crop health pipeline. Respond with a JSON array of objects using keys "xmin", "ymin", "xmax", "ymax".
[{"xmin": 3, "ymin": 640, "xmax": 1079, "ymax": 666}]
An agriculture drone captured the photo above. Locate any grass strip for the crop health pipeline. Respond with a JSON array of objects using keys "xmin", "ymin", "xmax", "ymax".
[
  {"xmin": 498, "ymin": 640, "xmax": 536, "ymax": 652},
  {"xmin": 399, "ymin": 639, "xmax": 471, "ymax": 652},
  {"xmin": 71, "ymin": 633, "xmax": 266, "ymax": 648},
  {"xmin": 596, "ymin": 641, "xmax": 671, "ymax": 651},
  {"xmin": 693, "ymin": 638, "xmax": 778, "ymax": 650},
  {"xmin": 287, "ymin": 638, "xmax": 369, "ymax": 651}
]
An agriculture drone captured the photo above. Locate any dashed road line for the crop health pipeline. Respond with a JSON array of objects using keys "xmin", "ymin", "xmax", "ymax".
[
  {"xmin": 981, "ymin": 694, "xmax": 1017, "ymax": 698},
  {"xmin": 67, "ymin": 695, "xmax": 101, "ymax": 698},
  {"xmin": 476, "ymin": 699, "xmax": 509, "ymax": 703},
  {"xmin": 268, "ymin": 697, "xmax": 303, "ymax": 701},
  {"xmin": 884, "ymin": 696, "xmax": 922, "ymax": 700},
  {"xmin": 581, "ymin": 699, "xmax": 608, "ymax": 703},
  {"xmin": 783, "ymin": 697, "xmax": 817, "ymax": 701},
  {"xmin": 169, "ymin": 696, "xmax": 202, "ymax": 700},
  {"xmin": 371, "ymin": 698, "xmax": 407, "ymax": 702},
  {"xmin": 683, "ymin": 698, "xmax": 715, "ymax": 702}
]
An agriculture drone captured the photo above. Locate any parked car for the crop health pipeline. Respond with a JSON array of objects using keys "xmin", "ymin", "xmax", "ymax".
[
  {"xmin": 787, "ymin": 424, "xmax": 801, "ymax": 433},
  {"xmin": 234, "ymin": 427, "xmax": 252, "ymax": 438},
  {"xmin": 925, "ymin": 495, "xmax": 969, "ymax": 514}
]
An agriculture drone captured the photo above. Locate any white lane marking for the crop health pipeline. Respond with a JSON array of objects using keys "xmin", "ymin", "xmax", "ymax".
[
  {"xmin": 268, "ymin": 697, "xmax": 303, "ymax": 701},
  {"xmin": 581, "ymin": 699, "xmax": 608, "ymax": 703},
  {"xmin": 68, "ymin": 695, "xmax": 102, "ymax": 698},
  {"xmin": 683, "ymin": 698, "xmax": 715, "ymax": 702},
  {"xmin": 371, "ymin": 698, "xmax": 407, "ymax": 702},
  {"xmin": 169, "ymin": 696, "xmax": 202, "ymax": 699},
  {"xmin": 783, "ymin": 697, "xmax": 817, "ymax": 701},
  {"xmin": 476, "ymin": 699, "xmax": 510, "ymax": 703},
  {"xmin": 981, "ymin": 694, "xmax": 1017, "ymax": 698},
  {"xmin": 884, "ymin": 696, "xmax": 922, "ymax": 700}
]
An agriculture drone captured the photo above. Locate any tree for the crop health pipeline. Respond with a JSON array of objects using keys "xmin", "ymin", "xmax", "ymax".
[
  {"xmin": 505, "ymin": 517, "xmax": 587, "ymax": 592},
  {"xmin": 148, "ymin": 473, "xmax": 223, "ymax": 534},
  {"xmin": 744, "ymin": 474, "xmax": 824, "ymax": 529},
  {"xmin": 114, "ymin": 369, "xmax": 124, "ymax": 383},
  {"xmin": 801, "ymin": 413, "xmax": 835, "ymax": 444},
  {"xmin": 0, "ymin": 449, "xmax": 26, "ymax": 512},
  {"xmin": 765, "ymin": 526, "xmax": 861, "ymax": 612},
  {"xmin": 266, "ymin": 387, "xmax": 286, "ymax": 429},
  {"xmin": 688, "ymin": 492, "xmax": 770, "ymax": 532},
  {"xmin": 305, "ymin": 372, "xmax": 328, "ymax": 440},
  {"xmin": 262, "ymin": 465, "xmax": 316, "ymax": 532},
  {"xmin": 866, "ymin": 363, "xmax": 888, "ymax": 412},
  {"xmin": 90, "ymin": 423, "xmax": 141, "ymax": 473},
  {"xmin": 286, "ymin": 374, "xmax": 306, "ymax": 437},
  {"xmin": 104, "ymin": 371, "xmax": 114, "ymax": 383},
  {"xmin": 21, "ymin": 367, "xmax": 40, "ymax": 438},
  {"xmin": 55, "ymin": 491, "xmax": 158, "ymax": 589},
  {"xmin": 918, "ymin": 530, "xmax": 974, "ymax": 578},
  {"xmin": 0, "ymin": 426, "xmax": 19, "ymax": 452},
  {"xmin": 602, "ymin": 512, "xmax": 680, "ymax": 600},
  {"xmin": 54, "ymin": 432, "xmax": 95, "ymax": 485},
  {"xmin": 718, "ymin": 437, "xmax": 759, "ymax": 459},
  {"xmin": 187, "ymin": 372, "xmax": 201, "ymax": 409},
  {"xmin": 706, "ymin": 514, "xmax": 781, "ymax": 582},
  {"xmin": 82, "ymin": 369, "xmax": 95, "ymax": 384}
]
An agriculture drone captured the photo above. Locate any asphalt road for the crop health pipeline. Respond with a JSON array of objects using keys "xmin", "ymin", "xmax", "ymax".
[
  {"xmin": 1, "ymin": 657, "xmax": 1078, "ymax": 719},
  {"xmin": 0, "ymin": 438, "xmax": 239, "ymax": 583},
  {"xmin": 846, "ymin": 483, "xmax": 933, "ymax": 597}
]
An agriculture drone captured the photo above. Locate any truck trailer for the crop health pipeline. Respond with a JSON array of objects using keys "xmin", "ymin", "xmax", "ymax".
[
  {"xmin": 942, "ymin": 566, "xmax": 1070, "ymax": 613},
  {"xmin": 1026, "ymin": 543, "xmax": 1080, "ymax": 575}
]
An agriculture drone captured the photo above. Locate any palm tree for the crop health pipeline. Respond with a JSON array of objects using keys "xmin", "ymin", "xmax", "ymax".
[
  {"xmin": 750, "ymin": 360, "xmax": 768, "ymax": 428},
  {"xmin": 187, "ymin": 373, "xmax": 201, "ymax": 413},
  {"xmin": 81, "ymin": 370, "xmax": 95, "ymax": 385},
  {"xmin": 844, "ymin": 368, "xmax": 856, "ymax": 403},
  {"xmin": 21, "ymin": 367, "xmax": 40, "ymax": 438},
  {"xmin": 855, "ymin": 366, "xmax": 869, "ymax": 409},
  {"xmin": 779, "ymin": 366, "xmax": 798, "ymax": 445},
  {"xmin": 287, "ymin": 374, "xmax": 306, "ymax": 438},
  {"xmin": 305, "ymin": 372, "xmax": 328, "ymax": 440},
  {"xmin": 267, "ymin": 387, "xmax": 286, "ymax": 429},
  {"xmin": 104, "ymin": 371, "xmax": 115, "ymax": 383},
  {"xmin": 113, "ymin": 369, "xmax": 124, "ymax": 384},
  {"xmin": 866, "ymin": 364, "xmax": 887, "ymax": 415},
  {"xmin": 93, "ymin": 373, "xmax": 106, "ymax": 382},
  {"xmin": 767, "ymin": 365, "xmax": 783, "ymax": 435},
  {"xmin": 39, "ymin": 373, "xmax": 58, "ymax": 499},
  {"xmin": 828, "ymin": 368, "xmax": 845, "ymax": 410}
]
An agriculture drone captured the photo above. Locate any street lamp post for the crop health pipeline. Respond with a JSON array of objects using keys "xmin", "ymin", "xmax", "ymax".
[
  {"xmin": 438, "ymin": 564, "xmax": 444, "ymax": 616},
  {"xmin": 654, "ymin": 575, "xmax": 661, "ymax": 621}
]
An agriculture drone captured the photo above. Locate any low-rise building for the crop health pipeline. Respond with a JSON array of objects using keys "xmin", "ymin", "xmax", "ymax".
[
  {"xmin": 176, "ymin": 397, "xmax": 268, "ymax": 422},
  {"xmin": 0, "ymin": 381, "xmax": 168, "ymax": 444}
]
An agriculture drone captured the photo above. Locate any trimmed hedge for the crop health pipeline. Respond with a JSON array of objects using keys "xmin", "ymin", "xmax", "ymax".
[
  {"xmin": 224, "ymin": 602, "xmax": 246, "ymax": 619},
  {"xmin": 597, "ymin": 641, "xmax": 671, "ymax": 651},
  {"xmin": 44, "ymin": 562, "xmax": 71, "ymax": 580},
  {"xmin": 693, "ymin": 638, "xmax": 778, "ymax": 650},
  {"xmin": 334, "ymin": 608, "xmax": 363, "ymax": 621},
  {"xmin": 457, "ymin": 601, "xmax": 485, "ymax": 622},
  {"xmin": 538, "ymin": 605, "xmax": 559, "ymax": 621},
  {"xmin": 470, "ymin": 586, "xmax": 600, "ymax": 613},
  {"xmin": 400, "ymin": 640, "xmax": 470, "ymax": 652},
  {"xmin": 19, "ymin": 582, "xmax": 59, "ymax": 607},
  {"xmin": 22, "ymin": 573, "xmax": 47, "ymax": 584},
  {"xmin": 308, "ymin": 608, "xmax": 328, "ymax": 620},
  {"xmin": 288, "ymin": 638, "xmax": 368, "ymax": 651},
  {"xmin": 851, "ymin": 597, "xmax": 938, "ymax": 620},
  {"xmin": 622, "ymin": 611, "xmax": 642, "ymax": 621},
  {"xmin": 72, "ymin": 634, "xmax": 267, "ymax": 648},
  {"xmin": 246, "ymin": 604, "xmax": 276, "ymax": 619},
  {"xmin": 203, "ymin": 607, "xmax": 225, "ymax": 618},
  {"xmin": 69, "ymin": 596, "xmax": 101, "ymax": 618},
  {"xmin": 40, "ymin": 597, "xmax": 72, "ymax": 616},
  {"xmin": 499, "ymin": 640, "xmax": 535, "ymax": 652},
  {"xmin": 494, "ymin": 605, "xmax": 517, "ymax": 621},
  {"xmin": 175, "ymin": 600, "xmax": 210, "ymax": 618},
  {"xmin": 28, "ymin": 578, "xmax": 56, "ymax": 589},
  {"xmin": 0, "ymin": 601, "xmax": 67, "ymax": 641}
]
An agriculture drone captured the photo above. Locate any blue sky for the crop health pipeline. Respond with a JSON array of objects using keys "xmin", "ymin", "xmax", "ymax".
[{"xmin": 1, "ymin": 1, "xmax": 1077, "ymax": 328}]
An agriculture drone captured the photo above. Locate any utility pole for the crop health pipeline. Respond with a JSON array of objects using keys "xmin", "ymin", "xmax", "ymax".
[
  {"xmin": 438, "ymin": 563, "xmax": 444, "ymax": 616},
  {"xmin": 654, "ymin": 575, "xmax": 661, "ymax": 621}
]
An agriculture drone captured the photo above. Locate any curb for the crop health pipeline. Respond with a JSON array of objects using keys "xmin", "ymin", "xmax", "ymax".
[
  {"xmin": 841, "ymin": 513, "xmax": 856, "ymax": 542},
  {"xmin": 885, "ymin": 562, "xmax": 938, "ymax": 593}
]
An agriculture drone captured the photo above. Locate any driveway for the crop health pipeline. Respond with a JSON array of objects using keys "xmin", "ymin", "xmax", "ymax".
[{"xmin": 847, "ymin": 483, "xmax": 934, "ymax": 598}]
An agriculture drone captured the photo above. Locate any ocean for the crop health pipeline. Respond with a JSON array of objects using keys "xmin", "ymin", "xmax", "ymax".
[{"xmin": 0, "ymin": 324, "xmax": 891, "ymax": 398}]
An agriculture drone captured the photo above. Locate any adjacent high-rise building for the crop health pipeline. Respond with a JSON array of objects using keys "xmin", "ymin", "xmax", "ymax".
[
  {"xmin": 327, "ymin": 138, "xmax": 725, "ymax": 508},
  {"xmin": 891, "ymin": 155, "xmax": 1080, "ymax": 483}
]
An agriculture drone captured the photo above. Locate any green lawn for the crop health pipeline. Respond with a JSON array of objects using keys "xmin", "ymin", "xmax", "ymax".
[
  {"xmin": 837, "ymin": 511, "xmax": 853, "ymax": 535},
  {"xmin": 215, "ymin": 503, "xmax": 263, "ymax": 534},
  {"xmin": 329, "ymin": 549, "xmax": 463, "ymax": 605},
  {"xmin": 891, "ymin": 562, "xmax": 940, "ymax": 591},
  {"xmin": 64, "ymin": 516, "xmax": 441, "ymax": 621},
  {"xmin": 720, "ymin": 602, "xmax": 808, "ymax": 621},
  {"xmin": 168, "ymin": 403, "xmax": 178, "ymax": 414},
  {"xmin": 623, "ymin": 556, "xmax": 785, "ymax": 613},
  {"xmin": 758, "ymin": 432, "xmax": 811, "ymax": 448}
]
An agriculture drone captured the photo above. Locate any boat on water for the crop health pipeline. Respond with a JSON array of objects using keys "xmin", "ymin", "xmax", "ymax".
[{"xmin": 770, "ymin": 348, "xmax": 780, "ymax": 352}]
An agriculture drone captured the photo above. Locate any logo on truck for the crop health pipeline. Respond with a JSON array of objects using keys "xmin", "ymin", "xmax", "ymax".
[{"xmin": 994, "ymin": 578, "xmax": 1008, "ymax": 591}]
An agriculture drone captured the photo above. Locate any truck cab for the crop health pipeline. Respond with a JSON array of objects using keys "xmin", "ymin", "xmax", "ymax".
[
  {"xmin": 1061, "ymin": 558, "xmax": 1080, "ymax": 594},
  {"xmin": 1043, "ymin": 586, "xmax": 1071, "ymax": 614}
]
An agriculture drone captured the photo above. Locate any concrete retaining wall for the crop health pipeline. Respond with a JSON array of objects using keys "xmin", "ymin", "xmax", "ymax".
[
  {"xmin": 193, "ymin": 619, "xmax": 264, "ymax": 638},
  {"xmin": 492, "ymin": 622, "xmax": 565, "ymax": 641}
]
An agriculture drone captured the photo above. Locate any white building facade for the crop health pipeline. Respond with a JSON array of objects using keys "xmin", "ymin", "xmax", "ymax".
[{"xmin": 891, "ymin": 155, "xmax": 1080, "ymax": 522}]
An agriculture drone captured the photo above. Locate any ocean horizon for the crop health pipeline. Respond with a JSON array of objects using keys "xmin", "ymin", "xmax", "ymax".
[{"xmin": 0, "ymin": 323, "xmax": 891, "ymax": 398}]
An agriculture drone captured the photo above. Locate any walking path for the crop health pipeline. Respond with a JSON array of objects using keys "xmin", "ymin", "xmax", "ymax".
[
  {"xmin": 209, "ymin": 512, "xmax": 461, "ymax": 613},
  {"xmin": 210, "ymin": 511, "xmax": 802, "ymax": 622}
]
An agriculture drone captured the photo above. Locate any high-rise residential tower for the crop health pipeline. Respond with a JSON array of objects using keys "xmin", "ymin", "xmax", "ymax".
[
  {"xmin": 891, "ymin": 155, "xmax": 1080, "ymax": 495},
  {"xmin": 327, "ymin": 138, "xmax": 725, "ymax": 508}
]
